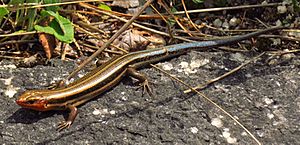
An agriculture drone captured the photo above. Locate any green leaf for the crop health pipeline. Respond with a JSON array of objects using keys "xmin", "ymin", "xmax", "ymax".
[
  {"xmin": 9, "ymin": 0, "xmax": 25, "ymax": 5},
  {"xmin": 98, "ymin": 3, "xmax": 111, "ymax": 11},
  {"xmin": 9, "ymin": 0, "xmax": 25, "ymax": 25},
  {"xmin": 43, "ymin": 0, "xmax": 61, "ymax": 12},
  {"xmin": 171, "ymin": 6, "xmax": 177, "ymax": 13},
  {"xmin": 25, "ymin": 0, "xmax": 39, "ymax": 30},
  {"xmin": 192, "ymin": 0, "xmax": 204, "ymax": 4},
  {"xmin": 35, "ymin": 10, "xmax": 74, "ymax": 43},
  {"xmin": 0, "ymin": 7, "xmax": 9, "ymax": 20},
  {"xmin": 292, "ymin": 0, "xmax": 300, "ymax": 12}
]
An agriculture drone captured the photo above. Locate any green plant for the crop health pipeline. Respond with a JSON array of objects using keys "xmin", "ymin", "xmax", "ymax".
[
  {"xmin": 0, "ymin": 7, "xmax": 9, "ymax": 24},
  {"xmin": 192, "ymin": 0, "xmax": 204, "ymax": 4},
  {"xmin": 34, "ymin": 10, "xmax": 74, "ymax": 43},
  {"xmin": 292, "ymin": 0, "xmax": 300, "ymax": 12},
  {"xmin": 2, "ymin": 0, "xmax": 74, "ymax": 43}
]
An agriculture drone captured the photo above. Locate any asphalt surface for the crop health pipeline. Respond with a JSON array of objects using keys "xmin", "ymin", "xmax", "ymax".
[{"xmin": 0, "ymin": 51, "xmax": 299, "ymax": 144}]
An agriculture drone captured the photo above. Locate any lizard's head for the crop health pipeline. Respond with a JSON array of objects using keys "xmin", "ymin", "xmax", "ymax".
[{"xmin": 16, "ymin": 90, "xmax": 50, "ymax": 111}]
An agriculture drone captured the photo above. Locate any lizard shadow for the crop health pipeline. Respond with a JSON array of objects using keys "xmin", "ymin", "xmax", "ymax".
[{"xmin": 7, "ymin": 108, "xmax": 64, "ymax": 125}]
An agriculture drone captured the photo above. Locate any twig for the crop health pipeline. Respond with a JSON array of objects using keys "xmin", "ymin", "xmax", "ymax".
[
  {"xmin": 269, "ymin": 49, "xmax": 300, "ymax": 55},
  {"xmin": 0, "ymin": 39, "xmax": 38, "ymax": 46},
  {"xmin": 0, "ymin": 31, "xmax": 37, "ymax": 38},
  {"xmin": 78, "ymin": 41, "xmax": 124, "ymax": 55},
  {"xmin": 255, "ymin": 18, "xmax": 269, "ymax": 28},
  {"xmin": 0, "ymin": 0, "xmax": 107, "ymax": 9},
  {"xmin": 181, "ymin": 0, "xmax": 200, "ymax": 32},
  {"xmin": 158, "ymin": 0, "xmax": 193, "ymax": 37},
  {"xmin": 259, "ymin": 34, "xmax": 300, "ymax": 42},
  {"xmin": 149, "ymin": 4, "xmax": 175, "ymax": 40},
  {"xmin": 173, "ymin": 3, "xmax": 281, "ymax": 14},
  {"xmin": 76, "ymin": 21, "xmax": 107, "ymax": 37},
  {"xmin": 72, "ymin": 38, "xmax": 84, "ymax": 56},
  {"xmin": 0, "ymin": 55, "xmax": 24, "ymax": 59}
]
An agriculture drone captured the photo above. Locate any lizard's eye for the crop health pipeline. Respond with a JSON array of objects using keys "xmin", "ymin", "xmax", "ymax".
[{"xmin": 26, "ymin": 100, "xmax": 36, "ymax": 104}]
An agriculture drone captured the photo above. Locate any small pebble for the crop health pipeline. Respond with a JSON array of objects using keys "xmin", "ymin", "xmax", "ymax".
[
  {"xmin": 227, "ymin": 137, "xmax": 237, "ymax": 144},
  {"xmin": 4, "ymin": 85, "xmax": 19, "ymax": 98},
  {"xmin": 211, "ymin": 117, "xmax": 223, "ymax": 128},
  {"xmin": 222, "ymin": 21, "xmax": 229, "ymax": 29},
  {"xmin": 229, "ymin": 17, "xmax": 240, "ymax": 27},
  {"xmin": 222, "ymin": 131, "xmax": 230, "ymax": 138},
  {"xmin": 109, "ymin": 110, "xmax": 116, "ymax": 115},
  {"xmin": 267, "ymin": 113, "xmax": 275, "ymax": 119},
  {"xmin": 93, "ymin": 109, "xmax": 101, "ymax": 115},
  {"xmin": 277, "ymin": 5, "xmax": 287, "ymax": 14},
  {"xmin": 264, "ymin": 97, "xmax": 274, "ymax": 105},
  {"xmin": 162, "ymin": 62, "xmax": 174, "ymax": 71},
  {"xmin": 213, "ymin": 19, "xmax": 223, "ymax": 27},
  {"xmin": 190, "ymin": 127, "xmax": 199, "ymax": 134}
]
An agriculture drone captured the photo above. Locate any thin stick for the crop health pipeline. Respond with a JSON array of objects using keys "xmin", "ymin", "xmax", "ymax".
[
  {"xmin": 78, "ymin": 41, "xmax": 124, "ymax": 55},
  {"xmin": 181, "ymin": 0, "xmax": 200, "ymax": 32},
  {"xmin": 0, "ymin": 39, "xmax": 38, "ymax": 46},
  {"xmin": 259, "ymin": 34, "xmax": 300, "ymax": 42},
  {"xmin": 149, "ymin": 4, "xmax": 174, "ymax": 40},
  {"xmin": 0, "ymin": 0, "xmax": 107, "ymax": 9},
  {"xmin": 173, "ymin": 3, "xmax": 281, "ymax": 14},
  {"xmin": 76, "ymin": 21, "xmax": 107, "ymax": 36},
  {"xmin": 150, "ymin": 64, "xmax": 262, "ymax": 145},
  {"xmin": 0, "ymin": 31, "xmax": 37, "ymax": 37},
  {"xmin": 158, "ymin": 0, "xmax": 193, "ymax": 37}
]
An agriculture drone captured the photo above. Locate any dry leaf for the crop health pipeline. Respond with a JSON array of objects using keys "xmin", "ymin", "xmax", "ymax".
[
  {"xmin": 38, "ymin": 33, "xmax": 56, "ymax": 59},
  {"xmin": 113, "ymin": 29, "xmax": 166, "ymax": 52},
  {"xmin": 112, "ymin": 0, "xmax": 139, "ymax": 8}
]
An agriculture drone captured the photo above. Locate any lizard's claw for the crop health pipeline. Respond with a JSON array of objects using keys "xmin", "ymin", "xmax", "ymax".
[
  {"xmin": 135, "ymin": 80, "xmax": 154, "ymax": 97},
  {"xmin": 142, "ymin": 80, "xmax": 153, "ymax": 96},
  {"xmin": 47, "ymin": 80, "xmax": 65, "ymax": 90},
  {"xmin": 57, "ymin": 121, "xmax": 72, "ymax": 131}
]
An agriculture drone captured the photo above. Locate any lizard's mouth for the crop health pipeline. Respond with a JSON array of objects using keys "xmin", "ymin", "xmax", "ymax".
[{"xmin": 16, "ymin": 99, "xmax": 49, "ymax": 111}]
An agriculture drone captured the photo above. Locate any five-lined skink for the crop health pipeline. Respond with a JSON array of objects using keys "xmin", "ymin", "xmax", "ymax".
[{"xmin": 16, "ymin": 26, "xmax": 284, "ymax": 131}]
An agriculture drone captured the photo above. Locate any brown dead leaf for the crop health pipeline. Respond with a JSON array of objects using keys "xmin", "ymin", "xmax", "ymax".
[
  {"xmin": 113, "ymin": 29, "xmax": 166, "ymax": 52},
  {"xmin": 38, "ymin": 33, "xmax": 56, "ymax": 59},
  {"xmin": 113, "ymin": 29, "xmax": 148, "ymax": 52},
  {"xmin": 23, "ymin": 54, "xmax": 38, "ymax": 65},
  {"xmin": 131, "ymin": 29, "xmax": 166, "ymax": 49},
  {"xmin": 111, "ymin": 0, "xmax": 139, "ymax": 8}
]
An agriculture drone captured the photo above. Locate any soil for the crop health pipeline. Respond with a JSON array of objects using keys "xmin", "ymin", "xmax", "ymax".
[{"xmin": 1, "ymin": 51, "xmax": 299, "ymax": 144}]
